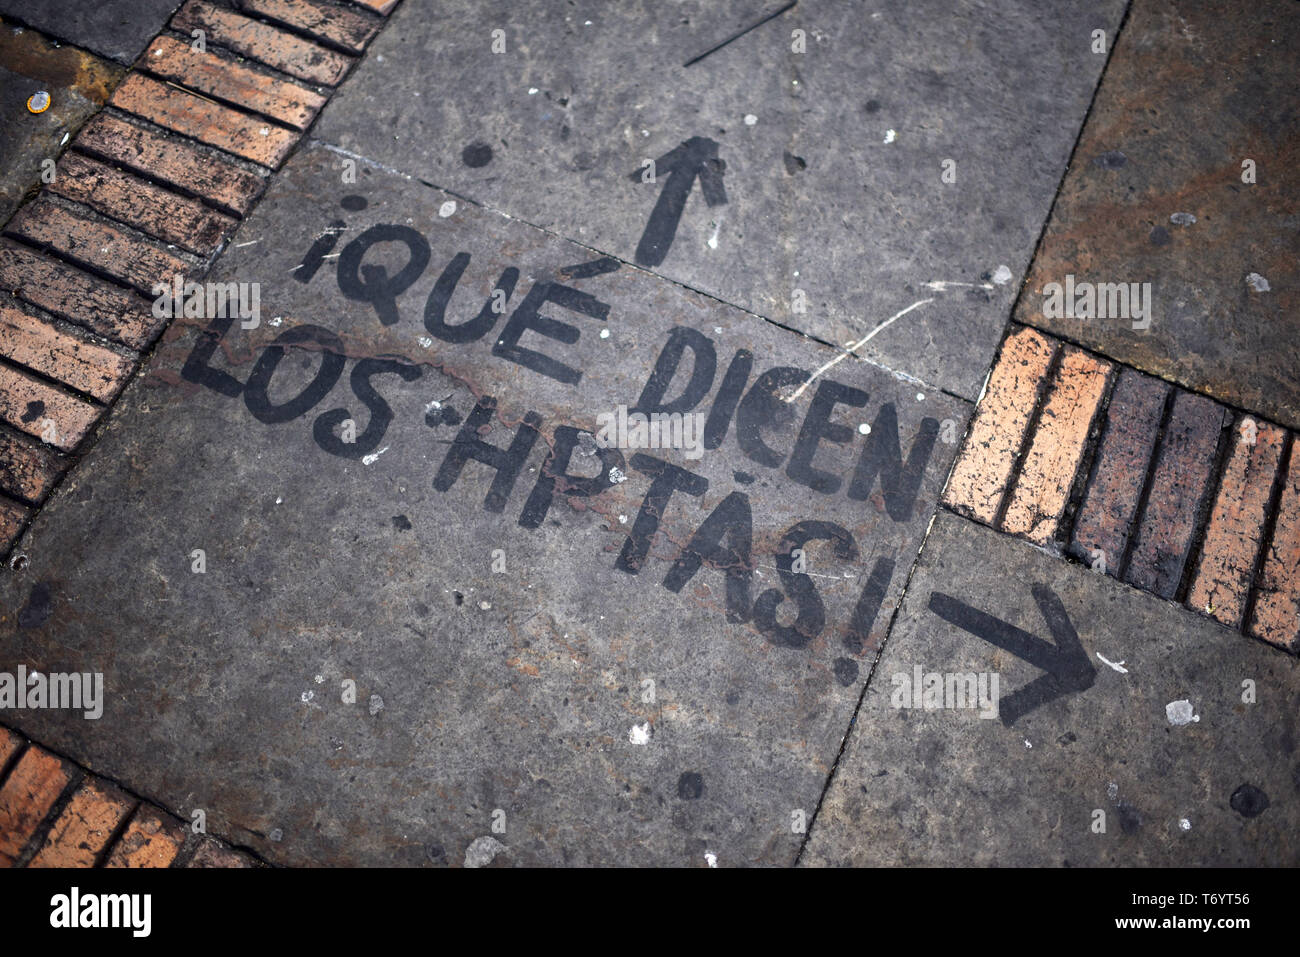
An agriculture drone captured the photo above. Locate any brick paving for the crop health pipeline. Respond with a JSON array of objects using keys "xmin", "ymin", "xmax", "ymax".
[
  {"xmin": 943, "ymin": 323, "xmax": 1300, "ymax": 654},
  {"xmin": 0, "ymin": 724, "xmax": 258, "ymax": 868}
]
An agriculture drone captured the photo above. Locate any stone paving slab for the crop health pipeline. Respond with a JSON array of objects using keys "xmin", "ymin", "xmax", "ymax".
[
  {"xmin": 1016, "ymin": 0, "xmax": 1300, "ymax": 430},
  {"xmin": 0, "ymin": 20, "xmax": 124, "ymax": 224},
  {"xmin": 0, "ymin": 143, "xmax": 967, "ymax": 866},
  {"xmin": 312, "ymin": 0, "xmax": 1126, "ymax": 400},
  {"xmin": 802, "ymin": 510, "xmax": 1300, "ymax": 866},
  {"xmin": 0, "ymin": 0, "xmax": 182, "ymax": 65}
]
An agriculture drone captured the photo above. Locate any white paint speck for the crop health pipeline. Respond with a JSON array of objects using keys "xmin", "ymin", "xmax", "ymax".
[
  {"xmin": 1170, "ymin": 211, "xmax": 1197, "ymax": 226},
  {"xmin": 1107, "ymin": 782, "xmax": 1119, "ymax": 800},
  {"xmin": 300, "ymin": 690, "xmax": 314, "ymax": 703},
  {"xmin": 1166, "ymin": 699, "xmax": 1199, "ymax": 725},
  {"xmin": 628, "ymin": 723, "xmax": 651, "ymax": 745},
  {"xmin": 599, "ymin": 328, "xmax": 610, "ymax": 339},
  {"xmin": 916, "ymin": 392, "xmax": 925, "ymax": 401},
  {"xmin": 528, "ymin": 87, "xmax": 538, "ymax": 95},
  {"xmin": 1246, "ymin": 272, "xmax": 1271, "ymax": 292},
  {"xmin": 314, "ymin": 674, "xmax": 324, "ymax": 684},
  {"xmin": 1179, "ymin": 818, "xmax": 1192, "ymax": 831},
  {"xmin": 464, "ymin": 836, "xmax": 506, "ymax": 868},
  {"xmin": 426, "ymin": 399, "xmax": 442, "ymax": 412},
  {"xmin": 1024, "ymin": 739, "xmax": 1032, "ymax": 749},
  {"xmin": 438, "ymin": 201, "xmax": 457, "ymax": 218},
  {"xmin": 1097, "ymin": 653, "xmax": 1128, "ymax": 674},
  {"xmin": 618, "ymin": 514, "xmax": 628, "ymax": 524},
  {"xmin": 609, "ymin": 466, "xmax": 627, "ymax": 485},
  {"xmin": 858, "ymin": 423, "xmax": 871, "ymax": 435},
  {"xmin": 991, "ymin": 264, "xmax": 1013, "ymax": 285},
  {"xmin": 418, "ymin": 336, "xmax": 433, "ymax": 348},
  {"xmin": 707, "ymin": 223, "xmax": 720, "ymax": 249},
  {"xmin": 478, "ymin": 600, "xmax": 491, "ymax": 611},
  {"xmin": 883, "ymin": 129, "xmax": 897, "ymax": 144},
  {"xmin": 275, "ymin": 496, "xmax": 282, "ymax": 505},
  {"xmin": 368, "ymin": 694, "xmax": 384, "ymax": 716},
  {"xmin": 704, "ymin": 851, "xmax": 717, "ymax": 868},
  {"xmin": 259, "ymin": 127, "xmax": 270, "ymax": 137},
  {"xmin": 268, "ymin": 316, "xmax": 282, "ymax": 326},
  {"xmin": 361, "ymin": 446, "xmax": 390, "ymax": 466},
  {"xmin": 744, "ymin": 114, "xmax": 757, "ymax": 126}
]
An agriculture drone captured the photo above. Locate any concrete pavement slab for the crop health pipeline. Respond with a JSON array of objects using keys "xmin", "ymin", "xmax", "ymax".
[
  {"xmin": 0, "ymin": 142, "xmax": 967, "ymax": 866},
  {"xmin": 312, "ymin": 0, "xmax": 1126, "ymax": 400},
  {"xmin": 0, "ymin": 0, "xmax": 182, "ymax": 65},
  {"xmin": 802, "ymin": 510, "xmax": 1300, "ymax": 866},
  {"xmin": 1017, "ymin": 0, "xmax": 1300, "ymax": 430}
]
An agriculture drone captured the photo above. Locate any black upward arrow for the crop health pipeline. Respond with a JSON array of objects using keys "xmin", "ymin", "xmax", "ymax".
[
  {"xmin": 927, "ymin": 584, "xmax": 1096, "ymax": 726},
  {"xmin": 629, "ymin": 136, "xmax": 727, "ymax": 267}
]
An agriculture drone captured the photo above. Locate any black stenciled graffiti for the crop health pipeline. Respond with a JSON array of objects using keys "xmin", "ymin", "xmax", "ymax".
[
  {"xmin": 182, "ymin": 209, "xmax": 944, "ymax": 652},
  {"xmin": 927, "ymin": 585, "xmax": 1096, "ymax": 726},
  {"xmin": 630, "ymin": 137, "xmax": 727, "ymax": 268}
]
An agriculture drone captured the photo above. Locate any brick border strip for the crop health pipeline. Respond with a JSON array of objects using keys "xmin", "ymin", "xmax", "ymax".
[
  {"xmin": 0, "ymin": 723, "xmax": 260, "ymax": 867},
  {"xmin": 943, "ymin": 324, "xmax": 1300, "ymax": 654},
  {"xmin": 0, "ymin": 0, "xmax": 401, "ymax": 559}
]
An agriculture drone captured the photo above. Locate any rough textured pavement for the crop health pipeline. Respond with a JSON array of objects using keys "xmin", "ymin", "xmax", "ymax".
[{"xmin": 1, "ymin": 0, "xmax": 1298, "ymax": 867}]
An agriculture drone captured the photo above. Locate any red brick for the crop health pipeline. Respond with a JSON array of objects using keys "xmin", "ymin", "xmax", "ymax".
[
  {"xmin": 943, "ymin": 326, "xmax": 1056, "ymax": 524},
  {"xmin": 350, "ymin": 0, "xmax": 398, "ymax": 15},
  {"xmin": 0, "ymin": 241, "xmax": 165, "ymax": 350},
  {"xmin": 1187, "ymin": 419, "xmax": 1285, "ymax": 628},
  {"xmin": 1070, "ymin": 368, "xmax": 1169, "ymax": 572},
  {"xmin": 50, "ymin": 153, "xmax": 237, "ymax": 257},
  {"xmin": 75, "ymin": 114, "xmax": 267, "ymax": 218},
  {"xmin": 29, "ymin": 780, "xmax": 136, "ymax": 868},
  {"xmin": 0, "ymin": 748, "xmax": 71, "ymax": 866},
  {"xmin": 0, "ymin": 363, "xmax": 102, "ymax": 452},
  {"xmin": 5, "ymin": 198, "xmax": 189, "ymax": 297},
  {"xmin": 241, "ymin": 0, "xmax": 380, "ymax": 54},
  {"xmin": 1249, "ymin": 441, "xmax": 1300, "ymax": 652},
  {"xmin": 0, "ymin": 728, "xmax": 21, "ymax": 772},
  {"xmin": 141, "ymin": 35, "xmax": 327, "ymax": 131},
  {"xmin": 0, "ymin": 429, "xmax": 68, "ymax": 504},
  {"xmin": 0, "ymin": 497, "xmax": 28, "ymax": 550},
  {"xmin": 104, "ymin": 806, "xmax": 186, "ymax": 868},
  {"xmin": 173, "ymin": 0, "xmax": 353, "ymax": 86},
  {"xmin": 0, "ymin": 302, "xmax": 136, "ymax": 403},
  {"xmin": 110, "ymin": 73, "xmax": 298, "ymax": 169},
  {"xmin": 1125, "ymin": 391, "xmax": 1227, "ymax": 598},
  {"xmin": 1001, "ymin": 348, "xmax": 1110, "ymax": 544},
  {"xmin": 187, "ymin": 838, "xmax": 255, "ymax": 867}
]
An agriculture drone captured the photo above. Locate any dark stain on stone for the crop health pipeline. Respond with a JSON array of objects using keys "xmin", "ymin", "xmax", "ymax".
[
  {"xmin": 18, "ymin": 582, "xmax": 52, "ymax": 629},
  {"xmin": 864, "ymin": 99, "xmax": 881, "ymax": 113},
  {"xmin": 783, "ymin": 151, "xmax": 807, "ymax": 174},
  {"xmin": 20, "ymin": 400, "xmax": 44, "ymax": 423},
  {"xmin": 1116, "ymin": 801, "xmax": 1142, "ymax": 833},
  {"xmin": 392, "ymin": 515, "xmax": 412, "ymax": 530},
  {"xmin": 677, "ymin": 771, "xmax": 705, "ymax": 800},
  {"xmin": 340, "ymin": 195, "xmax": 368, "ymax": 211},
  {"xmin": 462, "ymin": 141, "xmax": 493, "ymax": 168},
  {"xmin": 833, "ymin": 657, "xmax": 859, "ymax": 686},
  {"xmin": 1094, "ymin": 150, "xmax": 1128, "ymax": 169},
  {"xmin": 426, "ymin": 404, "xmax": 461, "ymax": 427},
  {"xmin": 1229, "ymin": 783, "xmax": 1269, "ymax": 818},
  {"xmin": 1149, "ymin": 225, "xmax": 1171, "ymax": 246}
]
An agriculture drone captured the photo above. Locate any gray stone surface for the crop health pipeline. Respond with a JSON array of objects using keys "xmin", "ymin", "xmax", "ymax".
[
  {"xmin": 0, "ymin": 0, "xmax": 181, "ymax": 64},
  {"xmin": 313, "ymin": 0, "xmax": 1126, "ymax": 400},
  {"xmin": 802, "ymin": 510, "xmax": 1300, "ymax": 866},
  {"xmin": 0, "ymin": 144, "xmax": 967, "ymax": 866}
]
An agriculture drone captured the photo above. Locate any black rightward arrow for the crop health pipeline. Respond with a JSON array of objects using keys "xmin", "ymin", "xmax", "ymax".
[
  {"xmin": 629, "ymin": 137, "xmax": 727, "ymax": 267},
  {"xmin": 927, "ymin": 584, "xmax": 1096, "ymax": 726}
]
